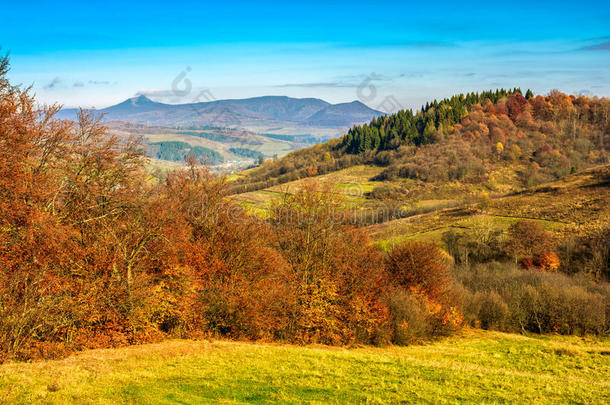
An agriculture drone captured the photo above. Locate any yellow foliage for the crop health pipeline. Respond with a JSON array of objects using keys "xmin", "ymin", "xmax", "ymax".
[{"xmin": 495, "ymin": 142, "xmax": 504, "ymax": 154}]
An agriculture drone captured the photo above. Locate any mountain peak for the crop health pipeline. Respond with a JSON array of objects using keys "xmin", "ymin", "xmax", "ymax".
[
  {"xmin": 57, "ymin": 95, "xmax": 382, "ymax": 129},
  {"xmin": 130, "ymin": 94, "xmax": 155, "ymax": 105}
]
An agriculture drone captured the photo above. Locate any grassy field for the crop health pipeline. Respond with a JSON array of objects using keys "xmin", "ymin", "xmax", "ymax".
[
  {"xmin": 231, "ymin": 165, "xmax": 384, "ymax": 201},
  {"xmin": 229, "ymin": 163, "xmax": 609, "ymax": 249},
  {"xmin": 367, "ymin": 164, "xmax": 609, "ymax": 249},
  {"xmin": 1, "ymin": 329, "xmax": 609, "ymax": 404}
]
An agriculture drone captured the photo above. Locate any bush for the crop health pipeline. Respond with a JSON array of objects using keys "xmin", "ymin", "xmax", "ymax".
[
  {"xmin": 505, "ymin": 220, "xmax": 555, "ymax": 263},
  {"xmin": 473, "ymin": 291, "xmax": 509, "ymax": 330},
  {"xmin": 558, "ymin": 226, "xmax": 610, "ymax": 280},
  {"xmin": 456, "ymin": 262, "xmax": 609, "ymax": 335},
  {"xmin": 442, "ymin": 217, "xmax": 505, "ymax": 265},
  {"xmin": 388, "ymin": 290, "xmax": 430, "ymax": 345},
  {"xmin": 386, "ymin": 242, "xmax": 462, "ymax": 340},
  {"xmin": 386, "ymin": 241, "xmax": 452, "ymax": 302}
]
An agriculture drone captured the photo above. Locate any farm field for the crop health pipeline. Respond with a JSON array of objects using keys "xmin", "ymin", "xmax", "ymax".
[
  {"xmin": 1, "ymin": 330, "xmax": 608, "ymax": 404},
  {"xmin": 108, "ymin": 123, "xmax": 303, "ymax": 164}
]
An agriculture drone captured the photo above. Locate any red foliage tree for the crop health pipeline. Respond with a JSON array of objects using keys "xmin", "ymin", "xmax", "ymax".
[
  {"xmin": 386, "ymin": 241, "xmax": 452, "ymax": 302},
  {"xmin": 506, "ymin": 93, "xmax": 529, "ymax": 121},
  {"xmin": 506, "ymin": 220, "xmax": 554, "ymax": 260},
  {"xmin": 535, "ymin": 251, "xmax": 560, "ymax": 272}
]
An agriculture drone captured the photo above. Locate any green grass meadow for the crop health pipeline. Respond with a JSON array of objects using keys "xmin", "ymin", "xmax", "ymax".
[{"xmin": 1, "ymin": 330, "xmax": 608, "ymax": 404}]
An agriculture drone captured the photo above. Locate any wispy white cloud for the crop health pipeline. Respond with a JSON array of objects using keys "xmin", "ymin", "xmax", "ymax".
[
  {"xmin": 274, "ymin": 82, "xmax": 353, "ymax": 88},
  {"xmin": 580, "ymin": 41, "xmax": 610, "ymax": 51},
  {"xmin": 136, "ymin": 89, "xmax": 177, "ymax": 98},
  {"xmin": 44, "ymin": 76, "xmax": 61, "ymax": 89}
]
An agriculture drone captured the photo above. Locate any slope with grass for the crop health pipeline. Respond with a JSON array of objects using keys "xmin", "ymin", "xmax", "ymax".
[
  {"xmin": 1, "ymin": 330, "xmax": 608, "ymax": 404},
  {"xmin": 366, "ymin": 164, "xmax": 609, "ymax": 249},
  {"xmin": 231, "ymin": 154, "xmax": 609, "ymax": 249},
  {"xmin": 229, "ymin": 90, "xmax": 609, "ymax": 221},
  {"xmin": 230, "ymin": 165, "xmax": 386, "ymax": 215}
]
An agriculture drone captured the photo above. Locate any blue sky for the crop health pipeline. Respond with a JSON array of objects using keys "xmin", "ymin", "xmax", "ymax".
[{"xmin": 2, "ymin": 1, "xmax": 610, "ymax": 111}]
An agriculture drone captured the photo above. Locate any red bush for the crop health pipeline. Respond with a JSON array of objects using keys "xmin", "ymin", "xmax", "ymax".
[{"xmin": 386, "ymin": 241, "xmax": 453, "ymax": 302}]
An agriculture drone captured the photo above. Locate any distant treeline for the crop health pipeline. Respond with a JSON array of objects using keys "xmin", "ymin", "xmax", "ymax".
[
  {"xmin": 229, "ymin": 147, "xmax": 264, "ymax": 159},
  {"xmin": 178, "ymin": 130, "xmax": 262, "ymax": 146},
  {"xmin": 341, "ymin": 88, "xmax": 531, "ymax": 153},
  {"xmin": 262, "ymin": 133, "xmax": 319, "ymax": 144},
  {"xmin": 179, "ymin": 131, "xmax": 232, "ymax": 143},
  {"xmin": 149, "ymin": 141, "xmax": 224, "ymax": 164}
]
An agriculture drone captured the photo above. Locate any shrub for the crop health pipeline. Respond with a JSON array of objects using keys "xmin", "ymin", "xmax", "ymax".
[
  {"xmin": 441, "ymin": 218, "xmax": 505, "ymax": 265},
  {"xmin": 386, "ymin": 242, "xmax": 462, "ymax": 339},
  {"xmin": 505, "ymin": 220, "xmax": 554, "ymax": 262},
  {"xmin": 558, "ymin": 226, "xmax": 610, "ymax": 280},
  {"xmin": 535, "ymin": 252, "xmax": 560, "ymax": 272},
  {"xmin": 474, "ymin": 291, "xmax": 509, "ymax": 330},
  {"xmin": 388, "ymin": 290, "xmax": 430, "ymax": 345},
  {"xmin": 456, "ymin": 262, "xmax": 609, "ymax": 335},
  {"xmin": 386, "ymin": 241, "xmax": 452, "ymax": 302}
]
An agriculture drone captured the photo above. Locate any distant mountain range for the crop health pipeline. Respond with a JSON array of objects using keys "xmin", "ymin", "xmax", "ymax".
[{"xmin": 56, "ymin": 95, "xmax": 384, "ymax": 132}]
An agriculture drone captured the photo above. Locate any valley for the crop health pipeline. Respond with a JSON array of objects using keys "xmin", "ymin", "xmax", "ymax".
[
  {"xmin": 58, "ymin": 96, "xmax": 385, "ymax": 169},
  {"xmin": 4, "ymin": 2, "xmax": 610, "ymax": 403}
]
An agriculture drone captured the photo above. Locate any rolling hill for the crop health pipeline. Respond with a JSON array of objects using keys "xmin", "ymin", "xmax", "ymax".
[
  {"xmin": 57, "ymin": 95, "xmax": 385, "ymax": 167},
  {"xmin": 56, "ymin": 95, "xmax": 384, "ymax": 134},
  {"xmin": 305, "ymin": 100, "xmax": 385, "ymax": 127},
  {"xmin": 231, "ymin": 162, "xmax": 609, "ymax": 246},
  {"xmin": 105, "ymin": 121, "xmax": 303, "ymax": 169},
  {"xmin": 229, "ymin": 90, "xmax": 610, "ymax": 253}
]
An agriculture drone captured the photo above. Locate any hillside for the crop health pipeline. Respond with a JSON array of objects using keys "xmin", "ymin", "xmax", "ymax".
[
  {"xmin": 366, "ymin": 164, "xmax": 610, "ymax": 248},
  {"xmin": 231, "ymin": 161, "xmax": 609, "ymax": 242},
  {"xmin": 305, "ymin": 100, "xmax": 385, "ymax": 127},
  {"xmin": 230, "ymin": 90, "xmax": 610, "ymax": 277},
  {"xmin": 230, "ymin": 89, "xmax": 609, "ymax": 219},
  {"xmin": 1, "ymin": 330, "xmax": 608, "ymax": 404},
  {"xmin": 231, "ymin": 90, "xmax": 608, "ymax": 192}
]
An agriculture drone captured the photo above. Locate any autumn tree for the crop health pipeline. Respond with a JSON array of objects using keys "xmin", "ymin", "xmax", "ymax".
[
  {"xmin": 270, "ymin": 181, "xmax": 389, "ymax": 344},
  {"xmin": 386, "ymin": 241, "xmax": 452, "ymax": 302},
  {"xmin": 385, "ymin": 241, "xmax": 462, "ymax": 338},
  {"xmin": 505, "ymin": 220, "xmax": 555, "ymax": 268},
  {"xmin": 0, "ymin": 55, "xmax": 80, "ymax": 359},
  {"xmin": 506, "ymin": 93, "xmax": 529, "ymax": 120}
]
